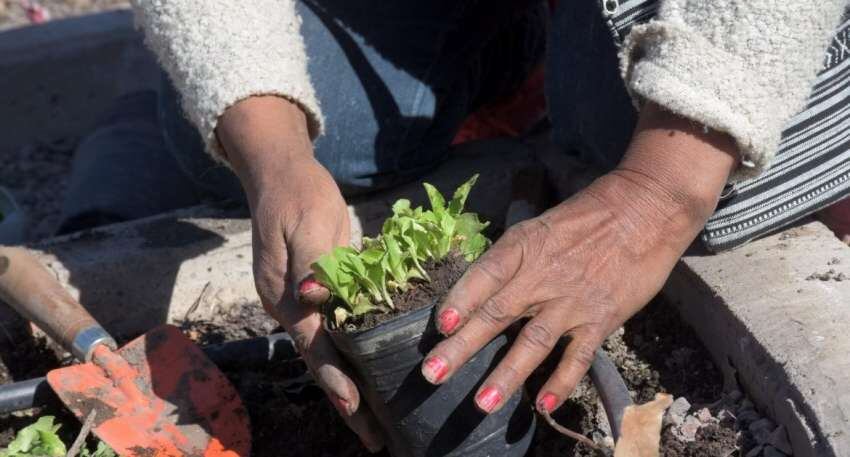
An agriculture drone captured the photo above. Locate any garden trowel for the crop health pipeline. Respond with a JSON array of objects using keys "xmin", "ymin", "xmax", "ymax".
[{"xmin": 0, "ymin": 247, "xmax": 251, "ymax": 457}]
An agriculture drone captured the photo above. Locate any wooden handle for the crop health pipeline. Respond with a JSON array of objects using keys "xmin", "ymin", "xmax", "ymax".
[{"xmin": 0, "ymin": 247, "xmax": 114, "ymax": 360}]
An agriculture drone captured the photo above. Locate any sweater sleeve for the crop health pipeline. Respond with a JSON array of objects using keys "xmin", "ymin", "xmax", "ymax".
[
  {"xmin": 620, "ymin": 1, "xmax": 846, "ymax": 179},
  {"xmin": 129, "ymin": 0, "xmax": 324, "ymax": 164}
]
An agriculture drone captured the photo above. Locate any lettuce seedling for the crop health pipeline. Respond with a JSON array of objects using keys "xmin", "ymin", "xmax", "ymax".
[
  {"xmin": 0, "ymin": 416, "xmax": 116, "ymax": 457},
  {"xmin": 0, "ymin": 416, "xmax": 66, "ymax": 457},
  {"xmin": 312, "ymin": 175, "xmax": 490, "ymax": 327}
]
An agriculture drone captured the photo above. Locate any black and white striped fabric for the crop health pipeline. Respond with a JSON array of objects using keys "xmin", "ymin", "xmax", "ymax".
[{"xmin": 602, "ymin": 0, "xmax": 850, "ymax": 252}]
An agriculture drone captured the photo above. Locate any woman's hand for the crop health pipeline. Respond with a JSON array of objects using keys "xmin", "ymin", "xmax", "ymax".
[
  {"xmin": 218, "ymin": 96, "xmax": 384, "ymax": 452},
  {"xmin": 420, "ymin": 104, "xmax": 738, "ymax": 414}
]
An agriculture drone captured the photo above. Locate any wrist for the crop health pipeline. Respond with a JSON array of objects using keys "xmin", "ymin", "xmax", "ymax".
[
  {"xmin": 584, "ymin": 103, "xmax": 738, "ymax": 253},
  {"xmin": 620, "ymin": 103, "xmax": 736, "ymax": 223},
  {"xmin": 216, "ymin": 96, "xmax": 314, "ymax": 195}
]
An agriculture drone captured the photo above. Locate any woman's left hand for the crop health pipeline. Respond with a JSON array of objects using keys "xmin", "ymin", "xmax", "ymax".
[{"xmin": 420, "ymin": 103, "xmax": 738, "ymax": 414}]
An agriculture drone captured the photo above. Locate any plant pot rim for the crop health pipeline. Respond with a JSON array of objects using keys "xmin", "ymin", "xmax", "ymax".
[{"xmin": 328, "ymin": 301, "xmax": 436, "ymax": 340}]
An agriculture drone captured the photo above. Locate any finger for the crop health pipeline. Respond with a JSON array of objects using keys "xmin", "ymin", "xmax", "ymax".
[
  {"xmin": 286, "ymin": 311, "xmax": 384, "ymax": 450},
  {"xmin": 435, "ymin": 231, "xmax": 523, "ymax": 335},
  {"xmin": 535, "ymin": 329, "xmax": 603, "ymax": 414},
  {"xmin": 287, "ymin": 204, "xmax": 351, "ymax": 292},
  {"xmin": 472, "ymin": 309, "xmax": 562, "ymax": 414},
  {"xmin": 422, "ymin": 282, "xmax": 526, "ymax": 385},
  {"xmin": 339, "ymin": 399, "xmax": 385, "ymax": 453}
]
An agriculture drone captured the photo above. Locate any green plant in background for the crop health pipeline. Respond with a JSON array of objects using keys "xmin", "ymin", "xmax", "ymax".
[
  {"xmin": 312, "ymin": 175, "xmax": 490, "ymax": 327},
  {"xmin": 0, "ymin": 416, "xmax": 115, "ymax": 457}
]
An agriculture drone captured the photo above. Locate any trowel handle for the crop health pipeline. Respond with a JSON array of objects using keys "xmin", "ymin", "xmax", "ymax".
[{"xmin": 0, "ymin": 247, "xmax": 116, "ymax": 361}]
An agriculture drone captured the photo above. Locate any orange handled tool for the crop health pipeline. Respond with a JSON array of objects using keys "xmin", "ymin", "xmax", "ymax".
[{"xmin": 0, "ymin": 247, "xmax": 251, "ymax": 456}]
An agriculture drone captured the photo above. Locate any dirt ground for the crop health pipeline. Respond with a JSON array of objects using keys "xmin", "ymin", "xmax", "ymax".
[
  {"xmin": 0, "ymin": 0, "xmax": 127, "ymax": 31},
  {"xmin": 0, "ymin": 294, "xmax": 759, "ymax": 457}
]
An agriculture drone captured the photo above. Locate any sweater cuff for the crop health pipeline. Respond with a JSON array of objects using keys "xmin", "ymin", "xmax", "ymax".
[{"xmin": 620, "ymin": 21, "xmax": 776, "ymax": 180}]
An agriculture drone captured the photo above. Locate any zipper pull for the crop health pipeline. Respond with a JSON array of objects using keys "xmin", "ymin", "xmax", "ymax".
[{"xmin": 602, "ymin": 0, "xmax": 619, "ymax": 16}]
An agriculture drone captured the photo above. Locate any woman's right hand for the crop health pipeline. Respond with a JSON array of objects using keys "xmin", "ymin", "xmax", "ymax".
[{"xmin": 217, "ymin": 96, "xmax": 385, "ymax": 452}]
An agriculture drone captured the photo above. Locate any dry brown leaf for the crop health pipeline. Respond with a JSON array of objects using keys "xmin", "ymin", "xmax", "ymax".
[{"xmin": 614, "ymin": 393, "xmax": 673, "ymax": 457}]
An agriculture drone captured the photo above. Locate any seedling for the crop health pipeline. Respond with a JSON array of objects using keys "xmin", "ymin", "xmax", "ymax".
[
  {"xmin": 312, "ymin": 175, "xmax": 490, "ymax": 327},
  {"xmin": 0, "ymin": 416, "xmax": 115, "ymax": 457}
]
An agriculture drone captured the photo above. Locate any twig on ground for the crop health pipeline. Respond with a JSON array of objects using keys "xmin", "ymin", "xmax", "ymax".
[
  {"xmin": 540, "ymin": 410, "xmax": 612, "ymax": 454},
  {"xmin": 66, "ymin": 409, "xmax": 97, "ymax": 457},
  {"xmin": 184, "ymin": 281, "xmax": 211, "ymax": 322}
]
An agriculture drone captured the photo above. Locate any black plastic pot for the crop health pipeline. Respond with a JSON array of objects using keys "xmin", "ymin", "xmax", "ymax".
[{"xmin": 330, "ymin": 303, "xmax": 536, "ymax": 457}]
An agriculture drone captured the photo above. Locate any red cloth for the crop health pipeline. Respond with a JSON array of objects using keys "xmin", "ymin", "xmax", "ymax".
[{"xmin": 451, "ymin": 0, "xmax": 555, "ymax": 144}]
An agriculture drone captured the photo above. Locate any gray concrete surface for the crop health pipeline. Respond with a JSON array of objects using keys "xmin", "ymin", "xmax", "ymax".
[
  {"xmin": 0, "ymin": 10, "xmax": 157, "ymax": 157},
  {"xmin": 665, "ymin": 222, "xmax": 850, "ymax": 457}
]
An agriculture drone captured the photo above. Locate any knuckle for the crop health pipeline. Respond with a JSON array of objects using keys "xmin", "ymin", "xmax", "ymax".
[
  {"xmin": 470, "ymin": 258, "xmax": 508, "ymax": 284},
  {"xmin": 478, "ymin": 295, "xmax": 516, "ymax": 327},
  {"xmin": 568, "ymin": 340, "xmax": 598, "ymax": 368},
  {"xmin": 434, "ymin": 332, "xmax": 471, "ymax": 362},
  {"xmin": 518, "ymin": 322, "xmax": 557, "ymax": 351}
]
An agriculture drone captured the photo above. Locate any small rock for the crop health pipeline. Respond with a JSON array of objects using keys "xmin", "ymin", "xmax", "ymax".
[
  {"xmin": 678, "ymin": 416, "xmax": 702, "ymax": 442},
  {"xmin": 768, "ymin": 425, "xmax": 793, "ymax": 454},
  {"xmin": 763, "ymin": 445, "xmax": 789, "ymax": 457},
  {"xmin": 695, "ymin": 407, "xmax": 714, "ymax": 423},
  {"xmin": 740, "ymin": 398, "xmax": 755, "ymax": 410},
  {"xmin": 745, "ymin": 445, "xmax": 764, "ymax": 457},
  {"xmin": 666, "ymin": 397, "xmax": 691, "ymax": 426}
]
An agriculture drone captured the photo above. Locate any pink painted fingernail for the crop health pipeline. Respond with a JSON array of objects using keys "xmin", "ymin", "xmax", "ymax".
[
  {"xmin": 422, "ymin": 357, "xmax": 448, "ymax": 384},
  {"xmin": 438, "ymin": 308, "xmax": 460, "ymax": 334},
  {"xmin": 331, "ymin": 394, "xmax": 353, "ymax": 416},
  {"xmin": 476, "ymin": 387, "xmax": 502, "ymax": 413},
  {"xmin": 298, "ymin": 277, "xmax": 322, "ymax": 296},
  {"xmin": 538, "ymin": 393, "xmax": 558, "ymax": 413}
]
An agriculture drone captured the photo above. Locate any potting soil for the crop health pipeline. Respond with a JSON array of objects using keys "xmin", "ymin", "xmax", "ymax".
[{"xmin": 1, "ymin": 297, "xmax": 766, "ymax": 456}]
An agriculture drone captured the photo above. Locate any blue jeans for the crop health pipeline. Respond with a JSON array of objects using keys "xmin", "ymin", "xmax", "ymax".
[{"xmin": 59, "ymin": 0, "xmax": 635, "ymax": 231}]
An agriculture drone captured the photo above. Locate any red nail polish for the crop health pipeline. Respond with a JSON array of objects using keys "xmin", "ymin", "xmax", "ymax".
[
  {"xmin": 538, "ymin": 393, "xmax": 558, "ymax": 413},
  {"xmin": 422, "ymin": 357, "xmax": 448, "ymax": 384},
  {"xmin": 476, "ymin": 387, "xmax": 502, "ymax": 413},
  {"xmin": 332, "ymin": 395, "xmax": 353, "ymax": 416},
  {"xmin": 298, "ymin": 277, "xmax": 322, "ymax": 296},
  {"xmin": 438, "ymin": 308, "xmax": 460, "ymax": 334}
]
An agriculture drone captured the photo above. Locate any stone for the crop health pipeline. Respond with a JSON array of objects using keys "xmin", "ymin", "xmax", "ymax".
[
  {"xmin": 666, "ymin": 397, "xmax": 691, "ymax": 426},
  {"xmin": 678, "ymin": 416, "xmax": 702, "ymax": 442},
  {"xmin": 695, "ymin": 407, "xmax": 714, "ymax": 424}
]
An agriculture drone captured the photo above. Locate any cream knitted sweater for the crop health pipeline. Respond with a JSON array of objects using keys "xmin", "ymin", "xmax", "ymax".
[{"xmin": 130, "ymin": 0, "xmax": 846, "ymax": 175}]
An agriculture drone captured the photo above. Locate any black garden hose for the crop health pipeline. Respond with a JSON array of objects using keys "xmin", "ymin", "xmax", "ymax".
[
  {"xmin": 0, "ymin": 331, "xmax": 299, "ymax": 415},
  {"xmin": 589, "ymin": 350, "xmax": 633, "ymax": 441}
]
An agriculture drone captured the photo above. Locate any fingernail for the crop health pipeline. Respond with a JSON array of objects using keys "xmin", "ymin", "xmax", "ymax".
[
  {"xmin": 298, "ymin": 277, "xmax": 323, "ymax": 296},
  {"xmin": 476, "ymin": 387, "xmax": 502, "ymax": 413},
  {"xmin": 421, "ymin": 356, "xmax": 448, "ymax": 384},
  {"xmin": 331, "ymin": 394, "xmax": 354, "ymax": 416},
  {"xmin": 538, "ymin": 392, "xmax": 558, "ymax": 413},
  {"xmin": 438, "ymin": 308, "xmax": 460, "ymax": 334}
]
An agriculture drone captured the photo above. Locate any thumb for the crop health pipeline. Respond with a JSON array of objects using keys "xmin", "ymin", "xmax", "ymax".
[{"xmin": 286, "ymin": 208, "xmax": 351, "ymax": 307}]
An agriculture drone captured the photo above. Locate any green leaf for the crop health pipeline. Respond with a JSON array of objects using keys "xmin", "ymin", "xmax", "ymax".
[
  {"xmin": 392, "ymin": 198, "xmax": 412, "ymax": 216},
  {"xmin": 423, "ymin": 183, "xmax": 446, "ymax": 213},
  {"xmin": 1, "ymin": 416, "xmax": 66, "ymax": 457},
  {"xmin": 448, "ymin": 174, "xmax": 479, "ymax": 215},
  {"xmin": 80, "ymin": 441, "xmax": 116, "ymax": 457}
]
